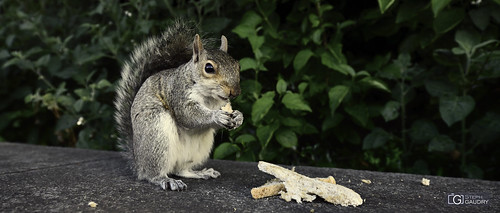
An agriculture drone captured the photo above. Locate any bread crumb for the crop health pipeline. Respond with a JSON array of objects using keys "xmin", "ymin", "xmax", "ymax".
[
  {"xmin": 251, "ymin": 179, "xmax": 285, "ymax": 199},
  {"xmin": 88, "ymin": 201, "xmax": 98, "ymax": 208},
  {"xmin": 221, "ymin": 102, "xmax": 233, "ymax": 113},
  {"xmin": 421, "ymin": 178, "xmax": 430, "ymax": 186},
  {"xmin": 318, "ymin": 176, "xmax": 336, "ymax": 185},
  {"xmin": 361, "ymin": 179, "xmax": 371, "ymax": 184}
]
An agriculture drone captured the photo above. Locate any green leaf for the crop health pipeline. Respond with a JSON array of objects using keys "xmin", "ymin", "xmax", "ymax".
[
  {"xmin": 395, "ymin": 53, "xmax": 412, "ymax": 69},
  {"xmin": 251, "ymin": 91, "xmax": 275, "ymax": 124},
  {"xmin": 433, "ymin": 8, "xmax": 465, "ymax": 34},
  {"xmin": 431, "ymin": 0, "xmax": 452, "ymax": 17},
  {"xmin": 319, "ymin": 4, "xmax": 334, "ymax": 17},
  {"xmin": 470, "ymin": 112, "xmax": 500, "ymax": 144},
  {"xmin": 232, "ymin": 11, "xmax": 262, "ymax": 38},
  {"xmin": 469, "ymin": 8, "xmax": 490, "ymax": 31},
  {"xmin": 345, "ymin": 105, "xmax": 370, "ymax": 127},
  {"xmin": 381, "ymin": 101, "xmax": 400, "ymax": 122},
  {"xmin": 320, "ymin": 51, "xmax": 352, "ymax": 76},
  {"xmin": 362, "ymin": 128, "xmax": 391, "ymax": 150},
  {"xmin": 336, "ymin": 64, "xmax": 356, "ymax": 76},
  {"xmin": 276, "ymin": 78, "xmax": 287, "ymax": 95},
  {"xmin": 439, "ymin": 95, "xmax": 475, "ymax": 126},
  {"xmin": 213, "ymin": 142, "xmax": 240, "ymax": 159},
  {"xmin": 424, "ymin": 80, "xmax": 458, "ymax": 97},
  {"xmin": 328, "ymin": 85, "xmax": 350, "ymax": 116},
  {"xmin": 74, "ymin": 99, "xmax": 85, "ymax": 112},
  {"xmin": 55, "ymin": 114, "xmax": 78, "ymax": 131},
  {"xmin": 308, "ymin": 14, "xmax": 320, "ymax": 27},
  {"xmin": 97, "ymin": 79, "xmax": 112, "ymax": 89},
  {"xmin": 248, "ymin": 35, "xmax": 265, "ymax": 52},
  {"xmin": 293, "ymin": 49, "xmax": 314, "ymax": 71},
  {"xmin": 74, "ymin": 88, "xmax": 91, "ymax": 101},
  {"xmin": 275, "ymin": 128, "xmax": 298, "ymax": 148},
  {"xmin": 322, "ymin": 114, "xmax": 343, "ymax": 131},
  {"xmin": 240, "ymin": 58, "xmax": 258, "ymax": 71},
  {"xmin": 293, "ymin": 122, "xmax": 318, "ymax": 135},
  {"xmin": 409, "ymin": 120, "xmax": 440, "ymax": 144},
  {"xmin": 396, "ymin": 1, "xmax": 425, "ymax": 23},
  {"xmin": 379, "ymin": 63, "xmax": 401, "ymax": 80},
  {"xmin": 451, "ymin": 47, "xmax": 466, "ymax": 55},
  {"xmin": 57, "ymin": 96, "xmax": 74, "ymax": 108},
  {"xmin": 338, "ymin": 20, "xmax": 356, "ymax": 30},
  {"xmin": 241, "ymin": 80, "xmax": 262, "ymax": 99},
  {"xmin": 311, "ymin": 29, "xmax": 323, "ymax": 45},
  {"xmin": 360, "ymin": 77, "xmax": 390, "ymax": 92},
  {"xmin": 428, "ymin": 135, "xmax": 455, "ymax": 152},
  {"xmin": 256, "ymin": 121, "xmax": 279, "ymax": 148},
  {"xmin": 237, "ymin": 150, "xmax": 256, "ymax": 162},
  {"xmin": 281, "ymin": 92, "xmax": 312, "ymax": 112},
  {"xmin": 259, "ymin": 147, "xmax": 278, "ymax": 161},
  {"xmin": 356, "ymin": 71, "xmax": 371, "ymax": 78},
  {"xmin": 280, "ymin": 117, "xmax": 302, "ymax": 127},
  {"xmin": 298, "ymin": 82, "xmax": 308, "ymax": 95},
  {"xmin": 35, "ymin": 54, "xmax": 51, "ymax": 67},
  {"xmin": 367, "ymin": 53, "xmax": 390, "ymax": 71},
  {"xmin": 455, "ymin": 29, "xmax": 480, "ymax": 54},
  {"xmin": 235, "ymin": 134, "xmax": 257, "ymax": 145},
  {"xmin": 377, "ymin": 0, "xmax": 395, "ymax": 14},
  {"xmin": 76, "ymin": 53, "xmax": 106, "ymax": 65}
]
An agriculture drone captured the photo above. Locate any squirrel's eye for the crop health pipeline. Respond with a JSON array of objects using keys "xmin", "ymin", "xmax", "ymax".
[{"xmin": 204, "ymin": 63, "xmax": 215, "ymax": 74}]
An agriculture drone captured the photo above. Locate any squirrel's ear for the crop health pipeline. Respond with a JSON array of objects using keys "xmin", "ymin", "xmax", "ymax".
[
  {"xmin": 193, "ymin": 34, "xmax": 204, "ymax": 62},
  {"xmin": 220, "ymin": 35, "xmax": 228, "ymax": 53}
]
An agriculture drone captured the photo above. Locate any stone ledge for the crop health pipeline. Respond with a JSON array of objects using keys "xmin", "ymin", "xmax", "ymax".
[{"xmin": 0, "ymin": 142, "xmax": 498, "ymax": 212}]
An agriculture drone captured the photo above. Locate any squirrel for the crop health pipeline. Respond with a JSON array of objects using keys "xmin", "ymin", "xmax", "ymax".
[{"xmin": 114, "ymin": 21, "xmax": 243, "ymax": 191}]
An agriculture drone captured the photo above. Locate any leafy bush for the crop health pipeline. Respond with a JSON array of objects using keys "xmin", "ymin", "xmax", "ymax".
[
  {"xmin": 1, "ymin": 0, "xmax": 499, "ymax": 180},
  {"xmin": 0, "ymin": 0, "xmax": 236, "ymax": 148},
  {"xmin": 214, "ymin": 0, "xmax": 500, "ymax": 180}
]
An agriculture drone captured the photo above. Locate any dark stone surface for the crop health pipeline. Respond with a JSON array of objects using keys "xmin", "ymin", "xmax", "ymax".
[{"xmin": 0, "ymin": 142, "xmax": 498, "ymax": 212}]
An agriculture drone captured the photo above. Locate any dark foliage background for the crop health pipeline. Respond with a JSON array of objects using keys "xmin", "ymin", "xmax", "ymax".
[{"xmin": 1, "ymin": 0, "xmax": 499, "ymax": 180}]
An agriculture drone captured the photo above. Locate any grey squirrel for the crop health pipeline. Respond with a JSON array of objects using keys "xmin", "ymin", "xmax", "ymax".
[{"xmin": 114, "ymin": 21, "xmax": 243, "ymax": 191}]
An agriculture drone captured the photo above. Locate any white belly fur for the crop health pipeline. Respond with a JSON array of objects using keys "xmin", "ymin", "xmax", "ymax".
[{"xmin": 156, "ymin": 112, "xmax": 215, "ymax": 176}]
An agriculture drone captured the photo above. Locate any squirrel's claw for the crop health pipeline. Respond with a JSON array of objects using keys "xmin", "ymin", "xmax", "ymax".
[
  {"xmin": 153, "ymin": 177, "xmax": 187, "ymax": 191},
  {"xmin": 168, "ymin": 179, "xmax": 187, "ymax": 191},
  {"xmin": 162, "ymin": 179, "xmax": 187, "ymax": 191}
]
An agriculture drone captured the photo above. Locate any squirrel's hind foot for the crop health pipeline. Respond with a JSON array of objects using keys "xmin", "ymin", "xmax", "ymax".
[{"xmin": 150, "ymin": 176, "xmax": 187, "ymax": 191}]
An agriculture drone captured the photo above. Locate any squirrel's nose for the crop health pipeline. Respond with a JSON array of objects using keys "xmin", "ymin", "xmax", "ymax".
[{"xmin": 229, "ymin": 87, "xmax": 241, "ymax": 99}]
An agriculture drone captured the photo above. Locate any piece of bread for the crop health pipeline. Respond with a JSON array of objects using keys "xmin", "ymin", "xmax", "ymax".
[
  {"xmin": 255, "ymin": 161, "xmax": 363, "ymax": 207},
  {"xmin": 221, "ymin": 102, "xmax": 233, "ymax": 113},
  {"xmin": 251, "ymin": 176, "xmax": 336, "ymax": 199},
  {"xmin": 251, "ymin": 179, "xmax": 285, "ymax": 199}
]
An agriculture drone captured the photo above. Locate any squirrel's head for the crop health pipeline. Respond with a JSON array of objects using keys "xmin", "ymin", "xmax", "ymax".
[{"xmin": 192, "ymin": 34, "xmax": 241, "ymax": 101}]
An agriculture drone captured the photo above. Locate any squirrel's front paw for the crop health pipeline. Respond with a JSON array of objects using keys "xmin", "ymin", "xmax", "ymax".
[
  {"xmin": 199, "ymin": 168, "xmax": 221, "ymax": 179},
  {"xmin": 213, "ymin": 110, "xmax": 234, "ymax": 129},
  {"xmin": 229, "ymin": 110, "xmax": 243, "ymax": 130}
]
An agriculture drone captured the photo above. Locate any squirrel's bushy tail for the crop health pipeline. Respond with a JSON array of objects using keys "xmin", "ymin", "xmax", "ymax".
[{"xmin": 114, "ymin": 20, "xmax": 196, "ymax": 159}]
